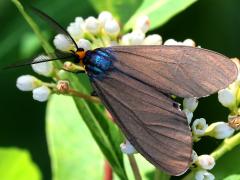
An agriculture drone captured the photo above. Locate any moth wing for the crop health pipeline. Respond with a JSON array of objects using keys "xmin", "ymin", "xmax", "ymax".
[
  {"xmin": 109, "ymin": 45, "xmax": 238, "ymax": 98},
  {"xmin": 92, "ymin": 71, "xmax": 192, "ymax": 176}
]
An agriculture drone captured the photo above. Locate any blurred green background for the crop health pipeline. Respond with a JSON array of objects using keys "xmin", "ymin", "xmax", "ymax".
[{"xmin": 0, "ymin": 0, "xmax": 240, "ymax": 179}]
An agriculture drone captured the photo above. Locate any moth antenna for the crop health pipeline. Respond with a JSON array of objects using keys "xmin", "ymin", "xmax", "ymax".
[{"xmin": 30, "ymin": 6, "xmax": 79, "ymax": 50}]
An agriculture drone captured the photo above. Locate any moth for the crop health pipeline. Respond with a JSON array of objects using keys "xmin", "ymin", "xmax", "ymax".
[{"xmin": 10, "ymin": 7, "xmax": 238, "ymax": 176}]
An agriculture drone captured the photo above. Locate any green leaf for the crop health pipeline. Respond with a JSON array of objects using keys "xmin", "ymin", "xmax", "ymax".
[
  {"xmin": 212, "ymin": 145, "xmax": 240, "ymax": 179},
  {"xmin": 124, "ymin": 0, "xmax": 197, "ymax": 31},
  {"xmin": 12, "ymin": 1, "xmax": 128, "ymax": 179},
  {"xmin": 46, "ymin": 95, "xmax": 104, "ymax": 179},
  {"xmin": 89, "ymin": 0, "xmax": 142, "ymax": 23},
  {"xmin": 0, "ymin": 148, "xmax": 41, "ymax": 180},
  {"xmin": 224, "ymin": 175, "xmax": 240, "ymax": 180}
]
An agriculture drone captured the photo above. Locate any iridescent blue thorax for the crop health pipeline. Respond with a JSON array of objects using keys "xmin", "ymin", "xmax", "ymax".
[{"xmin": 83, "ymin": 48, "xmax": 115, "ymax": 79}]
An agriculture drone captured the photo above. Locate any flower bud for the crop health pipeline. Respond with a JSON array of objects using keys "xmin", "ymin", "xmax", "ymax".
[
  {"xmin": 205, "ymin": 122, "xmax": 235, "ymax": 139},
  {"xmin": 120, "ymin": 140, "xmax": 136, "ymax": 154},
  {"xmin": 218, "ymin": 88, "xmax": 236, "ymax": 108},
  {"xmin": 192, "ymin": 150, "xmax": 198, "ymax": 164},
  {"xmin": 32, "ymin": 55, "xmax": 54, "ymax": 76},
  {"xmin": 77, "ymin": 39, "xmax": 91, "ymax": 51},
  {"xmin": 104, "ymin": 19, "xmax": 120, "ymax": 36},
  {"xmin": 67, "ymin": 17, "xmax": 85, "ymax": 40},
  {"xmin": 32, "ymin": 86, "xmax": 51, "ymax": 102},
  {"xmin": 192, "ymin": 118, "xmax": 208, "ymax": 136},
  {"xmin": 16, "ymin": 75, "xmax": 41, "ymax": 91},
  {"xmin": 57, "ymin": 80, "xmax": 70, "ymax": 93},
  {"xmin": 183, "ymin": 109, "xmax": 193, "ymax": 124},
  {"xmin": 196, "ymin": 155, "xmax": 215, "ymax": 170},
  {"xmin": 164, "ymin": 39, "xmax": 178, "ymax": 45},
  {"xmin": 85, "ymin": 16, "xmax": 100, "ymax": 34},
  {"xmin": 195, "ymin": 170, "xmax": 215, "ymax": 180},
  {"xmin": 143, "ymin": 34, "xmax": 162, "ymax": 45},
  {"xmin": 53, "ymin": 34, "xmax": 73, "ymax": 52},
  {"xmin": 183, "ymin": 97, "xmax": 198, "ymax": 112},
  {"xmin": 128, "ymin": 30, "xmax": 145, "ymax": 45},
  {"xmin": 98, "ymin": 11, "xmax": 113, "ymax": 25},
  {"xmin": 183, "ymin": 39, "xmax": 196, "ymax": 47},
  {"xmin": 134, "ymin": 16, "xmax": 150, "ymax": 33}
]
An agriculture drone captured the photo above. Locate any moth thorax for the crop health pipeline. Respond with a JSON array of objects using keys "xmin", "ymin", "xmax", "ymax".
[{"xmin": 75, "ymin": 49, "xmax": 86, "ymax": 67}]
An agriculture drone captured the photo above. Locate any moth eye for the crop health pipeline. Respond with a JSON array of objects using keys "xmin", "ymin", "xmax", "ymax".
[{"xmin": 172, "ymin": 102, "xmax": 180, "ymax": 109}]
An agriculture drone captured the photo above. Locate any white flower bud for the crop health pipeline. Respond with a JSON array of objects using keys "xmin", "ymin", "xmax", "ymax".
[
  {"xmin": 164, "ymin": 39, "xmax": 178, "ymax": 45},
  {"xmin": 129, "ymin": 30, "xmax": 145, "ymax": 45},
  {"xmin": 31, "ymin": 55, "xmax": 54, "ymax": 76},
  {"xmin": 192, "ymin": 150, "xmax": 198, "ymax": 164},
  {"xmin": 104, "ymin": 19, "xmax": 120, "ymax": 36},
  {"xmin": 67, "ymin": 17, "xmax": 85, "ymax": 40},
  {"xmin": 183, "ymin": 39, "xmax": 196, "ymax": 47},
  {"xmin": 196, "ymin": 155, "xmax": 215, "ymax": 170},
  {"xmin": 98, "ymin": 11, "xmax": 113, "ymax": 25},
  {"xmin": 183, "ymin": 109, "xmax": 193, "ymax": 124},
  {"xmin": 192, "ymin": 118, "xmax": 208, "ymax": 136},
  {"xmin": 120, "ymin": 140, "xmax": 136, "ymax": 154},
  {"xmin": 205, "ymin": 122, "xmax": 235, "ymax": 139},
  {"xmin": 85, "ymin": 16, "xmax": 100, "ymax": 34},
  {"xmin": 218, "ymin": 88, "xmax": 236, "ymax": 108},
  {"xmin": 32, "ymin": 86, "xmax": 51, "ymax": 102},
  {"xmin": 16, "ymin": 75, "xmax": 41, "ymax": 91},
  {"xmin": 195, "ymin": 170, "xmax": 215, "ymax": 180},
  {"xmin": 183, "ymin": 97, "xmax": 198, "ymax": 112},
  {"xmin": 121, "ymin": 33, "xmax": 131, "ymax": 45},
  {"xmin": 143, "ymin": 34, "xmax": 162, "ymax": 45},
  {"xmin": 53, "ymin": 34, "xmax": 73, "ymax": 52},
  {"xmin": 134, "ymin": 16, "xmax": 150, "ymax": 33},
  {"xmin": 77, "ymin": 39, "xmax": 91, "ymax": 51}
]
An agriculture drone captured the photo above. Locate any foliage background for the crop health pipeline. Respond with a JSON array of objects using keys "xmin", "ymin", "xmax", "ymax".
[{"xmin": 0, "ymin": 0, "xmax": 240, "ymax": 179}]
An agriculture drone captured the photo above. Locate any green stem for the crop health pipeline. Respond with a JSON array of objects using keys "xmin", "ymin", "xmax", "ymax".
[
  {"xmin": 128, "ymin": 154, "xmax": 142, "ymax": 180},
  {"xmin": 211, "ymin": 132, "xmax": 240, "ymax": 160},
  {"xmin": 12, "ymin": 0, "xmax": 54, "ymax": 55}
]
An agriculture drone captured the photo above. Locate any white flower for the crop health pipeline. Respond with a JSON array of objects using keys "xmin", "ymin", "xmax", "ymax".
[
  {"xmin": 164, "ymin": 39, "xmax": 179, "ymax": 45},
  {"xmin": 16, "ymin": 75, "xmax": 41, "ymax": 91},
  {"xmin": 195, "ymin": 170, "xmax": 215, "ymax": 180},
  {"xmin": 183, "ymin": 97, "xmax": 198, "ymax": 112},
  {"xmin": 183, "ymin": 39, "xmax": 196, "ymax": 47},
  {"xmin": 32, "ymin": 86, "xmax": 51, "ymax": 102},
  {"xmin": 218, "ymin": 88, "xmax": 236, "ymax": 108},
  {"xmin": 85, "ymin": 16, "xmax": 101, "ymax": 34},
  {"xmin": 192, "ymin": 150, "xmax": 198, "ymax": 164},
  {"xmin": 192, "ymin": 118, "xmax": 208, "ymax": 136},
  {"xmin": 67, "ymin": 17, "xmax": 85, "ymax": 40},
  {"xmin": 120, "ymin": 140, "xmax": 136, "ymax": 154},
  {"xmin": 121, "ymin": 33, "xmax": 131, "ymax": 45},
  {"xmin": 134, "ymin": 16, "xmax": 150, "ymax": 33},
  {"xmin": 143, "ymin": 34, "xmax": 162, "ymax": 45},
  {"xmin": 31, "ymin": 55, "xmax": 54, "ymax": 76},
  {"xmin": 129, "ymin": 31, "xmax": 145, "ymax": 45},
  {"xmin": 77, "ymin": 39, "xmax": 91, "ymax": 51},
  {"xmin": 196, "ymin": 155, "xmax": 215, "ymax": 170},
  {"xmin": 164, "ymin": 39, "xmax": 196, "ymax": 46},
  {"xmin": 183, "ymin": 109, "xmax": 193, "ymax": 124},
  {"xmin": 104, "ymin": 19, "xmax": 120, "ymax": 36},
  {"xmin": 98, "ymin": 11, "xmax": 113, "ymax": 25},
  {"xmin": 53, "ymin": 34, "xmax": 73, "ymax": 52},
  {"xmin": 205, "ymin": 122, "xmax": 235, "ymax": 139}
]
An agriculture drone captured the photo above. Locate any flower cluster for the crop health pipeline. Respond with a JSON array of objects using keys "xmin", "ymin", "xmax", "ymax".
[{"xmin": 16, "ymin": 10, "xmax": 240, "ymax": 179}]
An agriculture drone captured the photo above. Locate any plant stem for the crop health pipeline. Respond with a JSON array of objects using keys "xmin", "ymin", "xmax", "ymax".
[
  {"xmin": 68, "ymin": 88, "xmax": 101, "ymax": 103},
  {"xmin": 211, "ymin": 132, "xmax": 240, "ymax": 160},
  {"xmin": 128, "ymin": 154, "xmax": 142, "ymax": 180}
]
